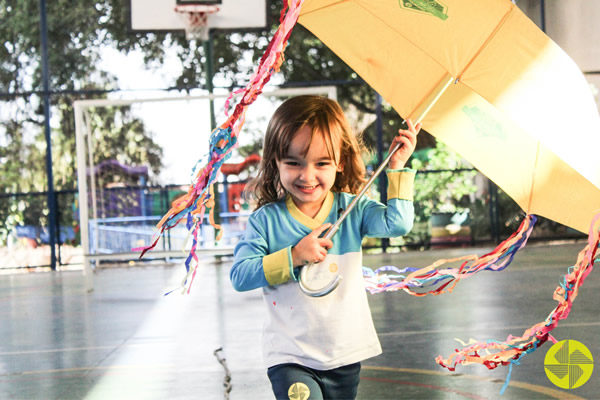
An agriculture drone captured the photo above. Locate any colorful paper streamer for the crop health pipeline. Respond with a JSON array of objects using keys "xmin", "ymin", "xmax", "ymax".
[{"xmin": 363, "ymin": 215, "xmax": 537, "ymax": 296}]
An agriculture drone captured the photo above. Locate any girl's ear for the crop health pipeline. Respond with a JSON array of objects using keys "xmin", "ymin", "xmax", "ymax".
[{"xmin": 336, "ymin": 161, "xmax": 344, "ymax": 172}]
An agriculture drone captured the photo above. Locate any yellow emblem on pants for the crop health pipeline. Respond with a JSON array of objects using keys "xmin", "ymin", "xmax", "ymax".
[{"xmin": 288, "ymin": 382, "xmax": 310, "ymax": 400}]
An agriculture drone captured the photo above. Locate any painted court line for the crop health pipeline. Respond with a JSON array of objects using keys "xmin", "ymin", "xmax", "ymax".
[
  {"xmin": 362, "ymin": 366, "xmax": 584, "ymax": 400},
  {"xmin": 361, "ymin": 376, "xmax": 487, "ymax": 400},
  {"xmin": 377, "ymin": 321, "xmax": 600, "ymax": 337},
  {"xmin": 0, "ymin": 363, "xmax": 583, "ymax": 399},
  {"xmin": 0, "ymin": 340, "xmax": 176, "ymax": 356},
  {"xmin": 0, "ymin": 364, "xmax": 175, "ymax": 378}
]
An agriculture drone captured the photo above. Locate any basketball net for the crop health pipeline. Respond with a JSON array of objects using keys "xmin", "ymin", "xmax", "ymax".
[{"xmin": 174, "ymin": 5, "xmax": 219, "ymax": 41}]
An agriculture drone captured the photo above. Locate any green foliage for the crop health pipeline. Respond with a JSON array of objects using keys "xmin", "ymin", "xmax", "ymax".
[
  {"xmin": 88, "ymin": 106, "xmax": 164, "ymax": 182},
  {"xmin": 0, "ymin": 0, "xmax": 171, "ymax": 244},
  {"xmin": 0, "ymin": 198, "xmax": 24, "ymax": 245},
  {"xmin": 468, "ymin": 187, "xmax": 523, "ymax": 240},
  {"xmin": 363, "ymin": 142, "xmax": 478, "ymax": 248},
  {"xmin": 0, "ymin": 117, "xmax": 47, "ymax": 244},
  {"xmin": 409, "ymin": 142, "xmax": 477, "ymax": 223}
]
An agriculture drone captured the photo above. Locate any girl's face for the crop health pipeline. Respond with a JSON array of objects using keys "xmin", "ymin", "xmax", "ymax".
[{"xmin": 276, "ymin": 125, "xmax": 343, "ymax": 217}]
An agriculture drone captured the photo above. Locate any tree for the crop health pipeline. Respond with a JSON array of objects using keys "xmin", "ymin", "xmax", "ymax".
[
  {"xmin": 0, "ymin": 0, "xmax": 172, "ymax": 187},
  {"xmin": 0, "ymin": 0, "xmax": 170, "ymax": 243}
]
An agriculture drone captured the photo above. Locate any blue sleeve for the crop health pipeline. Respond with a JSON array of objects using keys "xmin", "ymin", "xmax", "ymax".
[
  {"xmin": 360, "ymin": 197, "xmax": 414, "ymax": 238},
  {"xmin": 230, "ymin": 213, "xmax": 270, "ymax": 291}
]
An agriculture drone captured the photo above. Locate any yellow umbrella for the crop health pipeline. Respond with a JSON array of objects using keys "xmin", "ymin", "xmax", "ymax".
[{"xmin": 298, "ymin": 0, "xmax": 600, "ymax": 233}]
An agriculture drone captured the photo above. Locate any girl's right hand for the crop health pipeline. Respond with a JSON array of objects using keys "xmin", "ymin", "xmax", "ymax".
[
  {"xmin": 388, "ymin": 118, "xmax": 421, "ymax": 170},
  {"xmin": 291, "ymin": 223, "xmax": 333, "ymax": 266}
]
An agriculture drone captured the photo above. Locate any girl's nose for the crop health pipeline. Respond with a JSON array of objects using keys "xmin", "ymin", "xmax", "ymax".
[{"xmin": 300, "ymin": 165, "xmax": 315, "ymax": 181}]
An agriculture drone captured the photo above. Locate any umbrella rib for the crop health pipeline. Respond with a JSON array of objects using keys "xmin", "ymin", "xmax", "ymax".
[
  {"xmin": 353, "ymin": 2, "xmax": 445, "ymax": 68},
  {"xmin": 302, "ymin": 0, "xmax": 448, "ymax": 74},
  {"xmin": 299, "ymin": 0, "xmax": 350, "ymax": 16},
  {"xmin": 302, "ymin": 1, "xmax": 515, "ymax": 83},
  {"xmin": 456, "ymin": 3, "xmax": 515, "ymax": 80},
  {"xmin": 406, "ymin": 73, "xmax": 455, "ymax": 123},
  {"xmin": 302, "ymin": 1, "xmax": 455, "ymax": 126},
  {"xmin": 526, "ymin": 143, "xmax": 541, "ymax": 214},
  {"xmin": 345, "ymin": 1, "xmax": 458, "ymax": 121},
  {"xmin": 302, "ymin": 1, "xmax": 464, "ymax": 84}
]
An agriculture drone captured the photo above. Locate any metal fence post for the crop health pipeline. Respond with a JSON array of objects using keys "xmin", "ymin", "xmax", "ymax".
[
  {"xmin": 375, "ymin": 92, "xmax": 389, "ymax": 253},
  {"xmin": 39, "ymin": 0, "xmax": 57, "ymax": 270},
  {"xmin": 488, "ymin": 178, "xmax": 500, "ymax": 244}
]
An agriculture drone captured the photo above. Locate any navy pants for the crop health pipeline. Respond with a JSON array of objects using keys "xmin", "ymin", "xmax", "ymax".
[{"xmin": 267, "ymin": 362, "xmax": 361, "ymax": 400}]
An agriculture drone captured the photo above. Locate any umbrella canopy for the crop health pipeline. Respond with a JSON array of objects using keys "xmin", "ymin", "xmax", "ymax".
[{"xmin": 298, "ymin": 0, "xmax": 600, "ymax": 233}]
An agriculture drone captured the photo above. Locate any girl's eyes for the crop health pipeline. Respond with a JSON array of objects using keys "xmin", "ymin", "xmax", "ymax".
[{"xmin": 282, "ymin": 160, "xmax": 333, "ymax": 167}]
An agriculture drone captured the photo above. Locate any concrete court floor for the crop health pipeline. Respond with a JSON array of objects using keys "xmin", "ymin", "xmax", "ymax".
[{"xmin": 0, "ymin": 241, "xmax": 598, "ymax": 400}]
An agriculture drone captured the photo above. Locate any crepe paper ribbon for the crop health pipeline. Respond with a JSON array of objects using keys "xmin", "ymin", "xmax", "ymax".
[
  {"xmin": 435, "ymin": 212, "xmax": 599, "ymax": 392},
  {"xmin": 136, "ymin": 0, "xmax": 306, "ymax": 293},
  {"xmin": 363, "ymin": 215, "xmax": 536, "ymax": 296}
]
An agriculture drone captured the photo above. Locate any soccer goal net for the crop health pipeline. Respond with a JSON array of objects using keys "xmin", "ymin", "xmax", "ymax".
[{"xmin": 74, "ymin": 86, "xmax": 337, "ymax": 272}]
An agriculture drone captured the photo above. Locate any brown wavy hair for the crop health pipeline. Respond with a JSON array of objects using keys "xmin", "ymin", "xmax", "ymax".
[{"xmin": 245, "ymin": 95, "xmax": 367, "ymax": 209}]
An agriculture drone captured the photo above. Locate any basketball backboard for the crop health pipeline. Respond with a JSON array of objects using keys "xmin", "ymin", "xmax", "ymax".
[{"xmin": 129, "ymin": 0, "xmax": 267, "ymax": 34}]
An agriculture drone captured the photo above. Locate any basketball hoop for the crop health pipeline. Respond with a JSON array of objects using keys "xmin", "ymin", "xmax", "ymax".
[{"xmin": 174, "ymin": 4, "xmax": 220, "ymax": 41}]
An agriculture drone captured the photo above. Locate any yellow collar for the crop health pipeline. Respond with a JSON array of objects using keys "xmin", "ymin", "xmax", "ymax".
[{"xmin": 285, "ymin": 192, "xmax": 334, "ymax": 230}]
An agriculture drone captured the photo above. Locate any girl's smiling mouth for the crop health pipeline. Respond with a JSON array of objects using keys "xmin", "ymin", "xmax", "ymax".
[{"xmin": 296, "ymin": 184, "xmax": 319, "ymax": 193}]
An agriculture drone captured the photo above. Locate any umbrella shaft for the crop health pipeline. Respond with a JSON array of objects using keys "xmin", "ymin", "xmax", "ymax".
[{"xmin": 325, "ymin": 142, "xmax": 401, "ymax": 239}]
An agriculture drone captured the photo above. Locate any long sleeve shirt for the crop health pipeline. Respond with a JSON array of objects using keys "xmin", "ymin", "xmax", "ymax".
[{"xmin": 230, "ymin": 169, "xmax": 415, "ymax": 370}]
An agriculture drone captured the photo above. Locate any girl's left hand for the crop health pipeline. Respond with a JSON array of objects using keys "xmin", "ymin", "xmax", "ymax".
[{"xmin": 388, "ymin": 118, "xmax": 421, "ymax": 170}]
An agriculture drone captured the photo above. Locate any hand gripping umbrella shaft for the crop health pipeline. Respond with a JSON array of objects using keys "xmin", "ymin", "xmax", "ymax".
[{"xmin": 298, "ymin": 76, "xmax": 455, "ymax": 297}]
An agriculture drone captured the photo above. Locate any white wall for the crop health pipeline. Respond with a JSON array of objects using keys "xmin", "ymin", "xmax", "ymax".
[{"xmin": 518, "ymin": 0, "xmax": 600, "ymax": 108}]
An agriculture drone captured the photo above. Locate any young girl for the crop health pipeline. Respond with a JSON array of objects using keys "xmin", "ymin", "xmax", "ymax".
[{"xmin": 230, "ymin": 95, "xmax": 420, "ymax": 399}]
